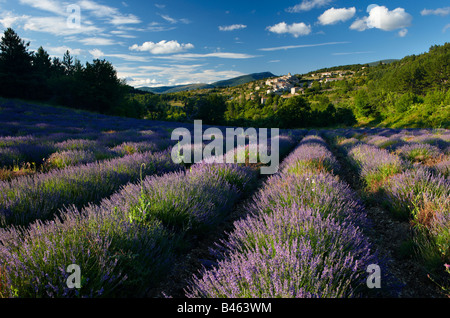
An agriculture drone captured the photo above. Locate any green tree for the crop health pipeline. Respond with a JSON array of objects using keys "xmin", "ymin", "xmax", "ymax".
[
  {"xmin": 193, "ymin": 94, "xmax": 227, "ymax": 125},
  {"xmin": 276, "ymin": 95, "xmax": 312, "ymax": 128},
  {"xmin": 62, "ymin": 50, "xmax": 74, "ymax": 75},
  {"xmin": 81, "ymin": 59, "xmax": 127, "ymax": 114},
  {"xmin": 353, "ymin": 89, "xmax": 373, "ymax": 117},
  {"xmin": 32, "ymin": 46, "xmax": 52, "ymax": 77},
  {"xmin": 0, "ymin": 28, "xmax": 33, "ymax": 98},
  {"xmin": 31, "ymin": 46, "xmax": 52, "ymax": 100}
]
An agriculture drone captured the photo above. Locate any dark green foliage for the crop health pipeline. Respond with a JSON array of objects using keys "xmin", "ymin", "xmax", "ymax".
[
  {"xmin": 192, "ymin": 94, "xmax": 227, "ymax": 125},
  {"xmin": 276, "ymin": 96, "xmax": 312, "ymax": 128},
  {"xmin": 0, "ymin": 28, "xmax": 141, "ymax": 117},
  {"xmin": 0, "ymin": 28, "xmax": 34, "ymax": 99}
]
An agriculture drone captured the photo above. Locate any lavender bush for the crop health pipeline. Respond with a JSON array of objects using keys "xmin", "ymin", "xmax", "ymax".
[
  {"xmin": 186, "ymin": 205, "xmax": 376, "ymax": 298},
  {"xmin": 395, "ymin": 143, "xmax": 443, "ymax": 163},
  {"xmin": 347, "ymin": 143, "xmax": 404, "ymax": 189},
  {"xmin": 381, "ymin": 167, "xmax": 449, "ymax": 221},
  {"xmin": 0, "ymin": 200, "xmax": 174, "ymax": 297},
  {"xmin": 0, "ymin": 150, "xmax": 181, "ymax": 226},
  {"xmin": 433, "ymin": 157, "xmax": 450, "ymax": 177},
  {"xmin": 0, "ymin": 158, "xmax": 258, "ymax": 297},
  {"xmin": 280, "ymin": 138, "xmax": 340, "ymax": 175},
  {"xmin": 46, "ymin": 150, "xmax": 98, "ymax": 169},
  {"xmin": 185, "ymin": 136, "xmax": 381, "ymax": 298}
]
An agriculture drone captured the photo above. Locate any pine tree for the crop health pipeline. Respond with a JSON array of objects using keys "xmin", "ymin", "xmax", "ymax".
[
  {"xmin": 0, "ymin": 28, "xmax": 33, "ymax": 98},
  {"xmin": 0, "ymin": 28, "xmax": 33, "ymax": 75},
  {"xmin": 62, "ymin": 50, "xmax": 74, "ymax": 75}
]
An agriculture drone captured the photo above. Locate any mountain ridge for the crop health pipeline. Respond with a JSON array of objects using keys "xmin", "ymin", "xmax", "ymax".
[{"xmin": 136, "ymin": 71, "xmax": 276, "ymax": 94}]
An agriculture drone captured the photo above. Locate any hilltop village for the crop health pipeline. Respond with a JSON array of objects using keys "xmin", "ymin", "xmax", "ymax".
[{"xmin": 240, "ymin": 69, "xmax": 357, "ymax": 105}]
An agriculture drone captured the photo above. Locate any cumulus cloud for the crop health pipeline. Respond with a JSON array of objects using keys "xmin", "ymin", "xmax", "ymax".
[
  {"xmin": 421, "ymin": 7, "xmax": 450, "ymax": 16},
  {"xmin": 350, "ymin": 5, "xmax": 412, "ymax": 32},
  {"xmin": 318, "ymin": 7, "xmax": 356, "ymax": 25},
  {"xmin": 286, "ymin": 0, "xmax": 333, "ymax": 13},
  {"xmin": 129, "ymin": 40, "xmax": 194, "ymax": 54},
  {"xmin": 219, "ymin": 24, "xmax": 247, "ymax": 31},
  {"xmin": 266, "ymin": 22, "xmax": 311, "ymax": 37}
]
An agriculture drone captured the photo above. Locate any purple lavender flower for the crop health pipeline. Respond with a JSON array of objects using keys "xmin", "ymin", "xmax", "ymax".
[
  {"xmin": 185, "ymin": 205, "xmax": 376, "ymax": 298},
  {"xmin": 382, "ymin": 167, "xmax": 449, "ymax": 220},
  {"xmin": 396, "ymin": 143, "xmax": 442, "ymax": 163},
  {"xmin": 0, "ymin": 150, "xmax": 181, "ymax": 226}
]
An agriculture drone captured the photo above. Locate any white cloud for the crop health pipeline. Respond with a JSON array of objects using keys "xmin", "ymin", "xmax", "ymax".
[
  {"xmin": 266, "ymin": 22, "xmax": 311, "ymax": 37},
  {"xmin": 398, "ymin": 28, "xmax": 408, "ymax": 37},
  {"xmin": 19, "ymin": 0, "xmax": 65, "ymax": 15},
  {"xmin": 159, "ymin": 14, "xmax": 177, "ymax": 24},
  {"xmin": 89, "ymin": 48, "xmax": 149, "ymax": 62},
  {"xmin": 109, "ymin": 14, "xmax": 141, "ymax": 25},
  {"xmin": 219, "ymin": 24, "xmax": 247, "ymax": 31},
  {"xmin": 350, "ymin": 5, "xmax": 412, "ymax": 32},
  {"xmin": 0, "ymin": 12, "xmax": 29, "ymax": 29},
  {"xmin": 47, "ymin": 46, "xmax": 83, "ymax": 56},
  {"xmin": 444, "ymin": 24, "xmax": 450, "ymax": 33},
  {"xmin": 349, "ymin": 17, "xmax": 368, "ymax": 31},
  {"xmin": 129, "ymin": 40, "xmax": 194, "ymax": 54},
  {"xmin": 286, "ymin": 0, "xmax": 333, "ymax": 13},
  {"xmin": 23, "ymin": 16, "xmax": 102, "ymax": 36},
  {"xmin": 78, "ymin": 0, "xmax": 141, "ymax": 25},
  {"xmin": 259, "ymin": 41, "xmax": 349, "ymax": 51},
  {"xmin": 79, "ymin": 37, "xmax": 117, "ymax": 45},
  {"xmin": 152, "ymin": 52, "xmax": 258, "ymax": 61},
  {"xmin": 89, "ymin": 48, "xmax": 104, "ymax": 59},
  {"xmin": 318, "ymin": 7, "xmax": 356, "ymax": 25},
  {"xmin": 421, "ymin": 7, "xmax": 450, "ymax": 16},
  {"xmin": 158, "ymin": 14, "xmax": 190, "ymax": 25}
]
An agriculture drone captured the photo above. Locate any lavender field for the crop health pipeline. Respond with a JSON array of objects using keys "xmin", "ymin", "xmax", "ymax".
[{"xmin": 0, "ymin": 99, "xmax": 449, "ymax": 298}]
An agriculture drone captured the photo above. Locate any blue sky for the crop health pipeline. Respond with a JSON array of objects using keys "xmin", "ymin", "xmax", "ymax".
[{"xmin": 0, "ymin": 0, "xmax": 449, "ymax": 88}]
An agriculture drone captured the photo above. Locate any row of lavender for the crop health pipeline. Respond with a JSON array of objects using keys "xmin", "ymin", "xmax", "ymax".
[
  {"xmin": 0, "ymin": 129, "xmax": 173, "ymax": 171},
  {"xmin": 185, "ymin": 133, "xmax": 383, "ymax": 298},
  {"xmin": 0, "ymin": 129, "xmax": 300, "ymax": 297},
  {"xmin": 0, "ymin": 99, "xmax": 194, "ymax": 180},
  {"xmin": 324, "ymin": 129, "xmax": 449, "ymax": 289}
]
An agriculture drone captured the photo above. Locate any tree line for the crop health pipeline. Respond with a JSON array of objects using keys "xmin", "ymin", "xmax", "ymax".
[{"xmin": 0, "ymin": 28, "xmax": 141, "ymax": 117}]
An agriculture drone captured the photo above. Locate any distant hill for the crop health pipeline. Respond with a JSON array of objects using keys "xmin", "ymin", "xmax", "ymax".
[
  {"xmin": 212, "ymin": 72, "xmax": 276, "ymax": 88},
  {"xmin": 137, "ymin": 83, "xmax": 214, "ymax": 94},
  {"xmin": 137, "ymin": 71, "xmax": 275, "ymax": 94}
]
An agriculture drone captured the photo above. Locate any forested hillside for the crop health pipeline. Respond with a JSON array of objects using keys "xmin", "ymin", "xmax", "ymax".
[{"xmin": 351, "ymin": 43, "xmax": 450, "ymax": 128}]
